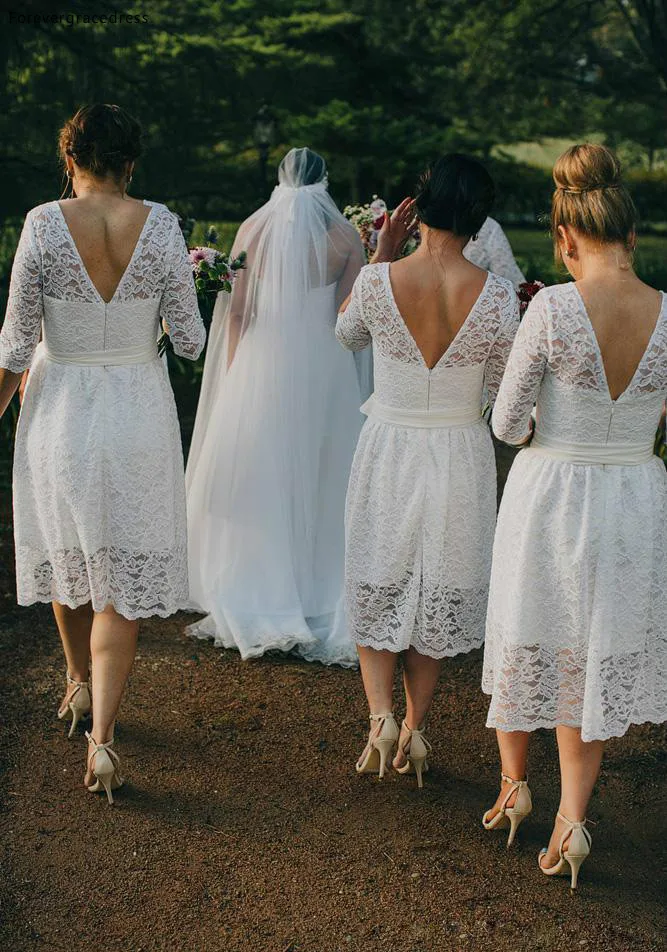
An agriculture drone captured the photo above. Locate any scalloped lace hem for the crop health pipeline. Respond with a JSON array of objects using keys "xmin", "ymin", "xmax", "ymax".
[
  {"xmin": 16, "ymin": 591, "xmax": 186, "ymax": 620},
  {"xmin": 483, "ymin": 707, "xmax": 667, "ymax": 743},
  {"xmin": 355, "ymin": 635, "xmax": 483, "ymax": 660}
]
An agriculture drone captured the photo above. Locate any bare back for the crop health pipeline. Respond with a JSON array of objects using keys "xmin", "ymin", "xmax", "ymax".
[
  {"xmin": 577, "ymin": 275, "xmax": 663, "ymax": 401},
  {"xmin": 58, "ymin": 196, "xmax": 152, "ymax": 304},
  {"xmin": 389, "ymin": 252, "xmax": 489, "ymax": 369}
]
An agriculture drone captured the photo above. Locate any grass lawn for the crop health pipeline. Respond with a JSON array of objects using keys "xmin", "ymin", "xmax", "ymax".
[{"xmin": 495, "ymin": 137, "xmax": 605, "ymax": 170}]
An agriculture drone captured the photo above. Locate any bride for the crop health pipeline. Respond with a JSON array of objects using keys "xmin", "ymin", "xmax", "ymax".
[{"xmin": 185, "ymin": 148, "xmax": 366, "ymax": 666}]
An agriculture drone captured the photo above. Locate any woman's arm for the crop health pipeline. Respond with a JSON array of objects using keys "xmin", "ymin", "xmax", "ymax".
[
  {"xmin": 160, "ymin": 217, "xmax": 206, "ymax": 361},
  {"xmin": 492, "ymin": 290, "xmax": 550, "ymax": 445},
  {"xmin": 484, "ymin": 280, "xmax": 521, "ymax": 407},
  {"xmin": 0, "ymin": 212, "xmax": 44, "ymax": 419},
  {"xmin": 336, "ymin": 271, "xmax": 371, "ymax": 351},
  {"xmin": 339, "ymin": 198, "xmax": 416, "ymax": 315}
]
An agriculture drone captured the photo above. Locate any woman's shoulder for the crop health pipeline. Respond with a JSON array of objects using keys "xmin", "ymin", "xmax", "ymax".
[
  {"xmin": 484, "ymin": 271, "xmax": 517, "ymax": 313},
  {"xmin": 19, "ymin": 202, "xmax": 62, "ymax": 243},
  {"xmin": 25, "ymin": 200, "xmax": 60, "ymax": 224},
  {"xmin": 361, "ymin": 261, "xmax": 387, "ymax": 275},
  {"xmin": 521, "ymin": 283, "xmax": 578, "ymax": 333},
  {"xmin": 27, "ymin": 200, "xmax": 58, "ymax": 214},
  {"xmin": 355, "ymin": 261, "xmax": 388, "ymax": 290},
  {"xmin": 536, "ymin": 281, "xmax": 577, "ymax": 310},
  {"xmin": 142, "ymin": 199, "xmax": 179, "ymax": 223},
  {"xmin": 487, "ymin": 271, "xmax": 514, "ymax": 297}
]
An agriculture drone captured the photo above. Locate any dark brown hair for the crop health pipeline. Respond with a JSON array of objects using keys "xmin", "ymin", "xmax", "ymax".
[
  {"xmin": 59, "ymin": 103, "xmax": 142, "ymax": 180},
  {"xmin": 551, "ymin": 143, "xmax": 637, "ymax": 264},
  {"xmin": 415, "ymin": 154, "xmax": 495, "ymax": 239}
]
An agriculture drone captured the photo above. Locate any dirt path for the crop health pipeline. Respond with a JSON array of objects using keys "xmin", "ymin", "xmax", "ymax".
[{"xmin": 1, "ymin": 603, "xmax": 665, "ymax": 952}]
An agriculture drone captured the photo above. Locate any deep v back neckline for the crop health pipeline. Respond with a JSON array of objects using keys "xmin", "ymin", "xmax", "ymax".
[
  {"xmin": 56, "ymin": 200, "xmax": 155, "ymax": 305},
  {"xmin": 384, "ymin": 263, "xmax": 491, "ymax": 371},
  {"xmin": 572, "ymin": 284, "xmax": 666, "ymax": 404}
]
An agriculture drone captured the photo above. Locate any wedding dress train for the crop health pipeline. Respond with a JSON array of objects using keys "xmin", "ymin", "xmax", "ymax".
[{"xmin": 186, "ymin": 150, "xmax": 366, "ymax": 665}]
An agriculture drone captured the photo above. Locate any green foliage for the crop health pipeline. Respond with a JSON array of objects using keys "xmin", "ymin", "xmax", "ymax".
[
  {"xmin": 507, "ymin": 227, "xmax": 667, "ymax": 290},
  {"xmin": 1, "ymin": 0, "xmax": 665, "ymax": 223}
]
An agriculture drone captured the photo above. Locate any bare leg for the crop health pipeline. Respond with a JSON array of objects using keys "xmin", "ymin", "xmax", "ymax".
[
  {"xmin": 485, "ymin": 728, "xmax": 531, "ymax": 818},
  {"xmin": 541, "ymin": 726, "xmax": 604, "ymax": 866},
  {"xmin": 52, "ymin": 601, "xmax": 93, "ymax": 714},
  {"xmin": 357, "ymin": 645, "xmax": 398, "ymax": 714},
  {"xmin": 356, "ymin": 646, "xmax": 399, "ymax": 766},
  {"xmin": 85, "ymin": 605, "xmax": 139, "ymax": 786},
  {"xmin": 394, "ymin": 648, "xmax": 441, "ymax": 768}
]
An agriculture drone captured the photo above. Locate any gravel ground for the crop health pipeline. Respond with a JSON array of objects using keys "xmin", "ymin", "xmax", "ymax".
[
  {"xmin": 1, "ymin": 386, "xmax": 665, "ymax": 951},
  {"xmin": 0, "ymin": 602, "xmax": 665, "ymax": 952}
]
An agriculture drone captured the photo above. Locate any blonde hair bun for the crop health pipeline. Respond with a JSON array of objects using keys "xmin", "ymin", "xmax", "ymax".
[
  {"xmin": 551, "ymin": 143, "xmax": 636, "ymax": 262},
  {"xmin": 554, "ymin": 143, "xmax": 622, "ymax": 194}
]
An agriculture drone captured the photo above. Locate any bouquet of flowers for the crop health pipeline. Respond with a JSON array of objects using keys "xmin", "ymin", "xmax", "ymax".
[
  {"xmin": 517, "ymin": 280, "xmax": 545, "ymax": 319},
  {"xmin": 344, "ymin": 196, "xmax": 420, "ymax": 261},
  {"xmin": 158, "ymin": 225, "xmax": 246, "ymax": 356},
  {"xmin": 189, "ymin": 245, "xmax": 247, "ymax": 311}
]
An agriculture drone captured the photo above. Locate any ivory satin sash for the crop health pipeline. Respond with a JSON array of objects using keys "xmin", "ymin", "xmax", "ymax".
[
  {"xmin": 528, "ymin": 432, "xmax": 654, "ymax": 466},
  {"xmin": 42, "ymin": 342, "xmax": 158, "ymax": 366},
  {"xmin": 361, "ymin": 395, "xmax": 482, "ymax": 429}
]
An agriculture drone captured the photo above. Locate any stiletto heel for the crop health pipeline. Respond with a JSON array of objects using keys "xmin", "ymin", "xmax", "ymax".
[
  {"xmin": 394, "ymin": 721, "xmax": 432, "ymax": 789},
  {"xmin": 538, "ymin": 813, "xmax": 592, "ymax": 890},
  {"xmin": 57, "ymin": 674, "xmax": 91, "ymax": 738},
  {"xmin": 482, "ymin": 774, "xmax": 533, "ymax": 847},
  {"xmin": 86, "ymin": 732, "xmax": 123, "ymax": 806},
  {"xmin": 356, "ymin": 713, "xmax": 399, "ymax": 780}
]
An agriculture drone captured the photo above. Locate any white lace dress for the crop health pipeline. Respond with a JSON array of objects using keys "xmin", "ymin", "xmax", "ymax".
[
  {"xmin": 336, "ymin": 264, "xmax": 519, "ymax": 657},
  {"xmin": 483, "ymin": 284, "xmax": 667, "ymax": 741},
  {"xmin": 464, "ymin": 217, "xmax": 525, "ymax": 288},
  {"xmin": 0, "ymin": 200, "xmax": 205, "ymax": 618}
]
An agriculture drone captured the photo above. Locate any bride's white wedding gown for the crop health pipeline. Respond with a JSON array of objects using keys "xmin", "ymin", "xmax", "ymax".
[{"xmin": 186, "ymin": 153, "xmax": 366, "ymax": 666}]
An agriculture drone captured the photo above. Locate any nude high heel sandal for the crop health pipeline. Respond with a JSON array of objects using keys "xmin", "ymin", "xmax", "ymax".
[
  {"xmin": 356, "ymin": 712, "xmax": 399, "ymax": 780},
  {"xmin": 57, "ymin": 674, "xmax": 91, "ymax": 738},
  {"xmin": 85, "ymin": 732, "xmax": 124, "ymax": 805},
  {"xmin": 394, "ymin": 721, "xmax": 432, "ymax": 789},
  {"xmin": 538, "ymin": 813, "xmax": 592, "ymax": 889},
  {"xmin": 482, "ymin": 774, "xmax": 533, "ymax": 847}
]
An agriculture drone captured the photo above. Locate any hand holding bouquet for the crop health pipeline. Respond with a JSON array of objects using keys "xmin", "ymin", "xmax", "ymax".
[
  {"xmin": 345, "ymin": 196, "xmax": 420, "ymax": 262},
  {"xmin": 159, "ymin": 230, "xmax": 247, "ymax": 356}
]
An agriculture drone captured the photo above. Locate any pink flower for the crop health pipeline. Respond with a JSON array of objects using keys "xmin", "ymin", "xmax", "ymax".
[{"xmin": 189, "ymin": 246, "xmax": 219, "ymax": 267}]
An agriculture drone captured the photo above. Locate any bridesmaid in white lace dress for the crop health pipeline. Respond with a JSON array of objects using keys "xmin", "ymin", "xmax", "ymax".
[
  {"xmin": 482, "ymin": 145, "xmax": 667, "ymax": 887},
  {"xmin": 0, "ymin": 105, "xmax": 205, "ymax": 802},
  {"xmin": 463, "ymin": 217, "xmax": 525, "ymax": 287},
  {"xmin": 337, "ymin": 156, "xmax": 519, "ymax": 784}
]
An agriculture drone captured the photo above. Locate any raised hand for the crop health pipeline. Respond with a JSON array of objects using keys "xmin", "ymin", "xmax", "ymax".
[{"xmin": 371, "ymin": 198, "xmax": 418, "ymax": 263}]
